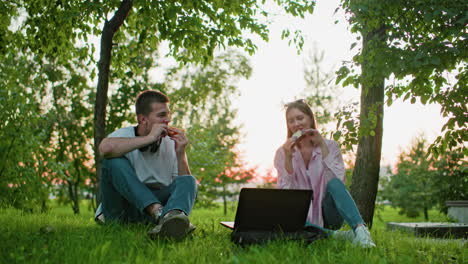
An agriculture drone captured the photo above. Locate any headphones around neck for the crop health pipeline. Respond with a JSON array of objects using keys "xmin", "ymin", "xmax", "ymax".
[{"xmin": 135, "ymin": 126, "xmax": 162, "ymax": 153}]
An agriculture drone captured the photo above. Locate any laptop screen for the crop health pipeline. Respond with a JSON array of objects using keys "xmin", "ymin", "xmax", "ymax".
[{"xmin": 233, "ymin": 188, "xmax": 313, "ymax": 232}]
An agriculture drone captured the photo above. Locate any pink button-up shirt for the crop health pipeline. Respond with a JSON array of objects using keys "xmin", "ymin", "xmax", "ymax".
[{"xmin": 274, "ymin": 139, "xmax": 345, "ymax": 227}]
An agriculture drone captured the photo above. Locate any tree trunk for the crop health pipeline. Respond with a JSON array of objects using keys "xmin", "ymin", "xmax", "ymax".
[
  {"xmin": 67, "ymin": 180, "xmax": 80, "ymax": 215},
  {"xmin": 223, "ymin": 185, "xmax": 227, "ymax": 216},
  {"xmin": 41, "ymin": 198, "xmax": 48, "ymax": 213},
  {"xmin": 424, "ymin": 207, "xmax": 429, "ymax": 221},
  {"xmin": 93, "ymin": 0, "xmax": 133, "ymax": 205},
  {"xmin": 72, "ymin": 188, "xmax": 80, "ymax": 215},
  {"xmin": 70, "ymin": 159, "xmax": 82, "ymax": 215},
  {"xmin": 350, "ymin": 25, "xmax": 386, "ymax": 228}
]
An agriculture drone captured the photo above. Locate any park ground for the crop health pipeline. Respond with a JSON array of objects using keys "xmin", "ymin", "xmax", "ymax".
[{"xmin": 1, "ymin": 202, "xmax": 466, "ymax": 264}]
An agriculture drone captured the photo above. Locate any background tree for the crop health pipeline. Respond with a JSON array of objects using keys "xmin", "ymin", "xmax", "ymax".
[
  {"xmin": 337, "ymin": 0, "xmax": 467, "ymax": 226},
  {"xmin": 301, "ymin": 48, "xmax": 341, "ymax": 127},
  {"xmin": 0, "ymin": 53, "xmax": 52, "ymax": 212},
  {"xmin": 257, "ymin": 168, "xmax": 277, "ymax": 189},
  {"xmin": 45, "ymin": 65, "xmax": 94, "ymax": 214},
  {"xmin": 0, "ymin": 50, "xmax": 95, "ymax": 214},
  {"xmin": 381, "ymin": 136, "xmax": 437, "ymax": 220},
  {"xmin": 0, "ymin": 2, "xmax": 98, "ymax": 213},
  {"xmin": 431, "ymin": 146, "xmax": 467, "ymax": 214},
  {"xmin": 180, "ymin": 101, "xmax": 242, "ymax": 209},
  {"xmin": 216, "ymin": 162, "xmax": 256, "ymax": 216},
  {"xmin": 381, "ymin": 136, "xmax": 467, "ymax": 219},
  {"xmin": 168, "ymin": 52, "xmax": 254, "ymax": 211}
]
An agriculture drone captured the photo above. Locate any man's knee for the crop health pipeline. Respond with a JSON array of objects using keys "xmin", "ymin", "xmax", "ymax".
[
  {"xmin": 102, "ymin": 157, "xmax": 131, "ymax": 168},
  {"xmin": 101, "ymin": 157, "xmax": 134, "ymax": 182},
  {"xmin": 174, "ymin": 175, "xmax": 196, "ymax": 185},
  {"xmin": 173, "ymin": 175, "xmax": 197, "ymax": 192}
]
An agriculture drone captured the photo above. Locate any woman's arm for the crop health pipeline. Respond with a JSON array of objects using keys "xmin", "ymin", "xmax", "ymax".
[
  {"xmin": 322, "ymin": 140, "xmax": 345, "ymax": 182},
  {"xmin": 274, "ymin": 148, "xmax": 295, "ymax": 189}
]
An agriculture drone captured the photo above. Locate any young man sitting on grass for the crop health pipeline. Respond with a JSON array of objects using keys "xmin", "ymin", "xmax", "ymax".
[{"xmin": 95, "ymin": 90, "xmax": 197, "ymax": 241}]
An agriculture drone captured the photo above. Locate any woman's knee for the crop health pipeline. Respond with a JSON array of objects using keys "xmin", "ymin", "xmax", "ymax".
[{"xmin": 326, "ymin": 177, "xmax": 345, "ymax": 193}]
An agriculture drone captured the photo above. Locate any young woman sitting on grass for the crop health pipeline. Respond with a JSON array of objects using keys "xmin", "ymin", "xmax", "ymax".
[{"xmin": 274, "ymin": 99, "xmax": 376, "ymax": 248}]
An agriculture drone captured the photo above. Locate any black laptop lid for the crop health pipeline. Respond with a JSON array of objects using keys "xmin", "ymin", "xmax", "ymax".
[{"xmin": 233, "ymin": 188, "xmax": 313, "ymax": 232}]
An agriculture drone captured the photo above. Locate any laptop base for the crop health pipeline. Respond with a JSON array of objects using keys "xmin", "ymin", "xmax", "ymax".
[{"xmin": 231, "ymin": 225, "xmax": 327, "ymax": 246}]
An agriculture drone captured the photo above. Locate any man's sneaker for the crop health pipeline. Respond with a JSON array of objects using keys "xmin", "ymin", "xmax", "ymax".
[
  {"xmin": 152, "ymin": 205, "xmax": 164, "ymax": 224},
  {"xmin": 352, "ymin": 225, "xmax": 376, "ymax": 248},
  {"xmin": 187, "ymin": 223, "xmax": 196, "ymax": 234},
  {"xmin": 148, "ymin": 210, "xmax": 190, "ymax": 241},
  {"xmin": 332, "ymin": 229, "xmax": 355, "ymax": 241}
]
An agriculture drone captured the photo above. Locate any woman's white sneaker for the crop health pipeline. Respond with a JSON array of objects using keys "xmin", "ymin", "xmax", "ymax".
[
  {"xmin": 352, "ymin": 225, "xmax": 376, "ymax": 248},
  {"xmin": 332, "ymin": 229, "xmax": 355, "ymax": 241}
]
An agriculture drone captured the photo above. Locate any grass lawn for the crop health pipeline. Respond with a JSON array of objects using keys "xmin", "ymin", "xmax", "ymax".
[{"xmin": 0, "ymin": 202, "xmax": 466, "ymax": 264}]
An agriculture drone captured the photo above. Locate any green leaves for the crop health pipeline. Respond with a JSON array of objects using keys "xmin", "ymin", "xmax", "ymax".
[
  {"xmin": 381, "ymin": 135, "xmax": 467, "ymax": 216},
  {"xmin": 332, "ymin": 102, "xmax": 360, "ymax": 151},
  {"xmin": 335, "ymin": 66, "xmax": 351, "ymax": 85},
  {"xmin": 274, "ymin": 0, "xmax": 315, "ymax": 18},
  {"xmin": 337, "ymin": 0, "xmax": 467, "ymax": 156},
  {"xmin": 0, "ymin": 52, "xmax": 60, "ymax": 212},
  {"xmin": 380, "ymin": 136, "xmax": 437, "ymax": 219}
]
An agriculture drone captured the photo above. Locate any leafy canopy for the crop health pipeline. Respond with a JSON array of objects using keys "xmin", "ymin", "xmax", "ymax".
[{"xmin": 337, "ymin": 0, "xmax": 467, "ymax": 156}]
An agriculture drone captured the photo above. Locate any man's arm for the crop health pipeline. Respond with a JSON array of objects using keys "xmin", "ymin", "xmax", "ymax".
[
  {"xmin": 169, "ymin": 128, "xmax": 191, "ymax": 175},
  {"xmin": 176, "ymin": 152, "xmax": 191, "ymax": 176},
  {"xmin": 99, "ymin": 124, "xmax": 167, "ymax": 158},
  {"xmin": 99, "ymin": 136, "xmax": 154, "ymax": 158}
]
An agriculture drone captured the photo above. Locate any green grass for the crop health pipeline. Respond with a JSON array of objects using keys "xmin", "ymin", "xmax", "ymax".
[{"xmin": 0, "ymin": 203, "xmax": 466, "ymax": 264}]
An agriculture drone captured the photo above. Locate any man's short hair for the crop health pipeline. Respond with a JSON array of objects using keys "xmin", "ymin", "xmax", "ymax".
[{"xmin": 135, "ymin": 90, "xmax": 169, "ymax": 116}]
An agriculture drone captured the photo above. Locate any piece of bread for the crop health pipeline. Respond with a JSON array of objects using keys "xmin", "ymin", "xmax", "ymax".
[
  {"xmin": 167, "ymin": 127, "xmax": 179, "ymax": 137},
  {"xmin": 292, "ymin": 130, "xmax": 303, "ymax": 139}
]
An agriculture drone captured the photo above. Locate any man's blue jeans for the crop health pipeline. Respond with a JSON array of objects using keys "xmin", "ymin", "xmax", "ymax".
[
  {"xmin": 306, "ymin": 178, "xmax": 364, "ymax": 235},
  {"xmin": 100, "ymin": 157, "xmax": 197, "ymax": 223}
]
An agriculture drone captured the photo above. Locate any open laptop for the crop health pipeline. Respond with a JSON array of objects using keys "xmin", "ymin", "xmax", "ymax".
[{"xmin": 220, "ymin": 188, "xmax": 313, "ymax": 232}]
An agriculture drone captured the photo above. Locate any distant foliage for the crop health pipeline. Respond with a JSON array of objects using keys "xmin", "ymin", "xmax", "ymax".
[
  {"xmin": 168, "ymin": 52, "xmax": 254, "ymax": 209},
  {"xmin": 302, "ymin": 49, "xmax": 341, "ymax": 127},
  {"xmin": 256, "ymin": 168, "xmax": 278, "ymax": 189},
  {"xmin": 380, "ymin": 136, "xmax": 437, "ymax": 219},
  {"xmin": 381, "ymin": 135, "xmax": 467, "ymax": 219},
  {"xmin": 431, "ymin": 147, "xmax": 467, "ymax": 213},
  {"xmin": 0, "ymin": 52, "xmax": 56, "ymax": 212}
]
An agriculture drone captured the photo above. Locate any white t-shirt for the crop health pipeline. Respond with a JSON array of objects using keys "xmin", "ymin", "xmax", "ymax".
[{"xmin": 108, "ymin": 126, "xmax": 178, "ymax": 186}]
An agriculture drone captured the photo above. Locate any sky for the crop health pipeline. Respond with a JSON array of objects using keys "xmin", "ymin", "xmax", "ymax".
[{"xmin": 231, "ymin": 0, "xmax": 447, "ymax": 174}]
